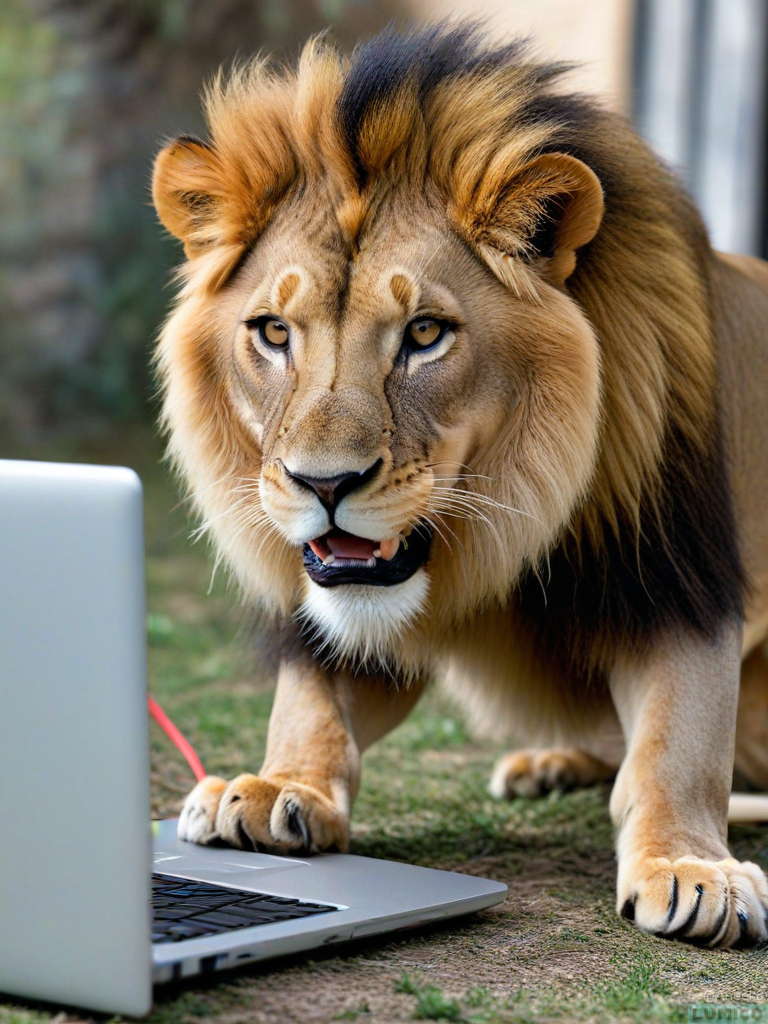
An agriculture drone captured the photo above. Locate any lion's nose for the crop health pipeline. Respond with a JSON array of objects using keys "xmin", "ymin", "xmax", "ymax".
[{"xmin": 285, "ymin": 459, "xmax": 382, "ymax": 511}]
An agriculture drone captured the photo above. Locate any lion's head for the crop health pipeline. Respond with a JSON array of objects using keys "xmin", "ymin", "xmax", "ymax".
[{"xmin": 153, "ymin": 26, "xmax": 716, "ymax": 672}]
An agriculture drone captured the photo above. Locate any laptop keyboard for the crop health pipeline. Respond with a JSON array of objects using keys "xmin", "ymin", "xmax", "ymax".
[{"xmin": 152, "ymin": 873, "xmax": 336, "ymax": 943}]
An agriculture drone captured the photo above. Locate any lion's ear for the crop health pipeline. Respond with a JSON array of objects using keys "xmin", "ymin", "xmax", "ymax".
[
  {"xmin": 459, "ymin": 152, "xmax": 604, "ymax": 288},
  {"xmin": 152, "ymin": 136, "xmax": 226, "ymax": 258}
]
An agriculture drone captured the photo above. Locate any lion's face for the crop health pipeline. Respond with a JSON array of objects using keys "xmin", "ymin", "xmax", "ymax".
[
  {"xmin": 168, "ymin": 192, "xmax": 601, "ymax": 663},
  {"xmin": 153, "ymin": 50, "xmax": 606, "ymax": 667},
  {"xmin": 233, "ymin": 205, "xmax": 508, "ymax": 541},
  {"xmin": 223, "ymin": 200, "xmax": 523, "ymax": 647}
]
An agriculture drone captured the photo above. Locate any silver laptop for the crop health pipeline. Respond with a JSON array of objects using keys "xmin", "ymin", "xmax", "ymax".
[{"xmin": 0, "ymin": 459, "xmax": 506, "ymax": 1018}]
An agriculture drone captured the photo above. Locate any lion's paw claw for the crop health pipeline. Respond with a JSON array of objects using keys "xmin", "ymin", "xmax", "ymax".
[
  {"xmin": 619, "ymin": 855, "xmax": 768, "ymax": 947},
  {"xmin": 178, "ymin": 774, "xmax": 348, "ymax": 854}
]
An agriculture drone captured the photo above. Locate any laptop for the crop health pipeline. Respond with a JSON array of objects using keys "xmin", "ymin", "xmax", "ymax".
[{"xmin": 0, "ymin": 459, "xmax": 507, "ymax": 1017}]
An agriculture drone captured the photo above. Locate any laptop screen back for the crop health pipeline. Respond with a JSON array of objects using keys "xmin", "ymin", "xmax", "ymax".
[{"xmin": 0, "ymin": 460, "xmax": 152, "ymax": 1016}]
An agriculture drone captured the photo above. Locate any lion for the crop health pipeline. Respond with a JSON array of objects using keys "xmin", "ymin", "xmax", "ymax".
[{"xmin": 151, "ymin": 25, "xmax": 768, "ymax": 947}]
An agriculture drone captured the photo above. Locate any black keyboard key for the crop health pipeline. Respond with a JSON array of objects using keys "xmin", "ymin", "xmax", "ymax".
[
  {"xmin": 252, "ymin": 896, "xmax": 300, "ymax": 905},
  {"xmin": 207, "ymin": 906, "xmax": 290, "ymax": 924},
  {"xmin": 163, "ymin": 922, "xmax": 217, "ymax": 940},
  {"xmin": 175, "ymin": 898, "xmax": 240, "ymax": 910},
  {"xmin": 154, "ymin": 908, "xmax": 200, "ymax": 921},
  {"xmin": 189, "ymin": 912, "xmax": 252, "ymax": 929}
]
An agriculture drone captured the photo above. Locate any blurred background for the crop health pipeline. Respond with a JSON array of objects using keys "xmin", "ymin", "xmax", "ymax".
[{"xmin": 1, "ymin": 0, "xmax": 766, "ymax": 446}]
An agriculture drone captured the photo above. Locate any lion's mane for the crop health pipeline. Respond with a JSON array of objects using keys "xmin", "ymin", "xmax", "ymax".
[{"xmin": 155, "ymin": 25, "xmax": 744, "ymax": 682}]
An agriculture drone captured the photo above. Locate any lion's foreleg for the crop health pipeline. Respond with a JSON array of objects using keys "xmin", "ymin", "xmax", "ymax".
[
  {"xmin": 609, "ymin": 623, "xmax": 768, "ymax": 946},
  {"xmin": 178, "ymin": 656, "xmax": 425, "ymax": 853}
]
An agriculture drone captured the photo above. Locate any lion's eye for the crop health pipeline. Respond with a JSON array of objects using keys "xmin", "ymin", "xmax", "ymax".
[
  {"xmin": 405, "ymin": 318, "xmax": 448, "ymax": 352},
  {"xmin": 247, "ymin": 316, "xmax": 290, "ymax": 352}
]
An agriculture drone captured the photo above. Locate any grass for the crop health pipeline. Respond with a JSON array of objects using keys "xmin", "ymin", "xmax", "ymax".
[
  {"xmin": 394, "ymin": 974, "xmax": 463, "ymax": 1020},
  {"xmin": 2, "ymin": 427, "xmax": 768, "ymax": 1023}
]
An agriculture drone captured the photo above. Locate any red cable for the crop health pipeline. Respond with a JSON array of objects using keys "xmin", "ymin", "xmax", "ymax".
[{"xmin": 148, "ymin": 695, "xmax": 207, "ymax": 783}]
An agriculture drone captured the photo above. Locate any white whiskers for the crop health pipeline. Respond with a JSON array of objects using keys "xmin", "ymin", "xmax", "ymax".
[
  {"xmin": 423, "ymin": 473, "xmax": 544, "ymax": 568},
  {"xmin": 188, "ymin": 476, "xmax": 281, "ymax": 553},
  {"xmin": 429, "ymin": 483, "xmax": 543, "ymax": 524}
]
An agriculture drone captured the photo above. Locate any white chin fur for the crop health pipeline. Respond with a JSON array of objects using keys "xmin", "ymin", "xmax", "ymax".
[{"xmin": 300, "ymin": 570, "xmax": 429, "ymax": 666}]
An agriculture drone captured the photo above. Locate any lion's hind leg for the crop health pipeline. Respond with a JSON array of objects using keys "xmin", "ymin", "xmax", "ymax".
[{"xmin": 489, "ymin": 746, "xmax": 616, "ymax": 799}]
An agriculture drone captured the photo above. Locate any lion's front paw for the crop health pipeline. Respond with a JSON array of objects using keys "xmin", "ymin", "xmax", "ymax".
[
  {"xmin": 619, "ymin": 855, "xmax": 768, "ymax": 947},
  {"xmin": 213, "ymin": 774, "xmax": 349, "ymax": 854},
  {"xmin": 489, "ymin": 747, "xmax": 615, "ymax": 799}
]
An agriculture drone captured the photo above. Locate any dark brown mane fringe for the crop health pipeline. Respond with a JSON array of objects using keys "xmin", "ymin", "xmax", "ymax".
[{"xmin": 516, "ymin": 418, "xmax": 746, "ymax": 675}]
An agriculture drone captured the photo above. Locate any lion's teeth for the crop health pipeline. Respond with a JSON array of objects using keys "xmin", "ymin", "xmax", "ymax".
[
  {"xmin": 372, "ymin": 548, "xmax": 382, "ymax": 558},
  {"xmin": 323, "ymin": 554, "xmax": 336, "ymax": 566},
  {"xmin": 378, "ymin": 536, "xmax": 401, "ymax": 561}
]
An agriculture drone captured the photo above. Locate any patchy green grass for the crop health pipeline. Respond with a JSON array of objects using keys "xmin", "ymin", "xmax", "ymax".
[
  {"xmin": 2, "ymin": 428, "xmax": 768, "ymax": 1023},
  {"xmin": 394, "ymin": 974, "xmax": 464, "ymax": 1020}
]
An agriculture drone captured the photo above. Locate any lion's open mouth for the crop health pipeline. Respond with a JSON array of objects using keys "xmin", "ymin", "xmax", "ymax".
[{"xmin": 302, "ymin": 524, "xmax": 432, "ymax": 587}]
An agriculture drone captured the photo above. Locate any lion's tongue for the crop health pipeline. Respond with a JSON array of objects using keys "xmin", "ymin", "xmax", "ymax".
[{"xmin": 326, "ymin": 531, "xmax": 377, "ymax": 560}]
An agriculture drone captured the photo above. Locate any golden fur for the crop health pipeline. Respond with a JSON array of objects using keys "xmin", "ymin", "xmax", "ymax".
[{"xmin": 154, "ymin": 26, "xmax": 768, "ymax": 947}]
